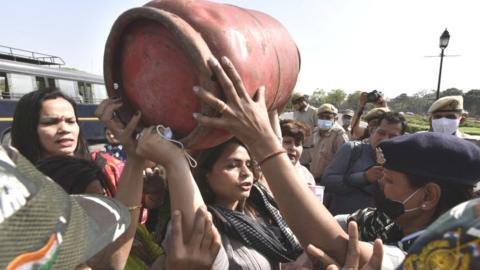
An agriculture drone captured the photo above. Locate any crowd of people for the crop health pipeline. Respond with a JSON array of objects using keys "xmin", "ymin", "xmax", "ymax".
[{"xmin": 1, "ymin": 55, "xmax": 480, "ymax": 270}]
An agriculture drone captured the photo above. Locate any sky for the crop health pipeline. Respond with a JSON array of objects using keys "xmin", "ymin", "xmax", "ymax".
[{"xmin": 1, "ymin": 0, "xmax": 479, "ymax": 98}]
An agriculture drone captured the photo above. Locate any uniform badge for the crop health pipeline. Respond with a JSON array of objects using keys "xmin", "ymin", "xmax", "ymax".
[
  {"xmin": 446, "ymin": 100, "xmax": 459, "ymax": 111},
  {"xmin": 402, "ymin": 228, "xmax": 480, "ymax": 270}
]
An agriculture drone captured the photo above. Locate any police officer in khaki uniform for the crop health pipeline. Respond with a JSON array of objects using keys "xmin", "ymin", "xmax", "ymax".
[
  {"xmin": 291, "ymin": 92, "xmax": 318, "ymax": 167},
  {"xmin": 341, "ymin": 109, "xmax": 354, "ymax": 137},
  {"xmin": 428, "ymin": 95, "xmax": 480, "ymax": 146},
  {"xmin": 310, "ymin": 103, "xmax": 349, "ymax": 181}
]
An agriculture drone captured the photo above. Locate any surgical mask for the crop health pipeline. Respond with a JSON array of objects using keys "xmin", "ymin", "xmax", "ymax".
[
  {"xmin": 317, "ymin": 119, "xmax": 333, "ymax": 130},
  {"xmin": 431, "ymin": 118, "xmax": 460, "ymax": 135},
  {"xmin": 373, "ymin": 182, "xmax": 423, "ymax": 220}
]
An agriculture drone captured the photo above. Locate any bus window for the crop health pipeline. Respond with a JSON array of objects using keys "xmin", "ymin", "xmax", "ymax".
[
  {"xmin": 36, "ymin": 76, "xmax": 46, "ymax": 89},
  {"xmin": 78, "ymin": 82, "xmax": 93, "ymax": 103},
  {"xmin": 92, "ymin": 83, "xmax": 107, "ymax": 103},
  {"xmin": 0, "ymin": 72, "xmax": 8, "ymax": 99},
  {"xmin": 47, "ymin": 78, "xmax": 56, "ymax": 88},
  {"xmin": 9, "ymin": 73, "xmax": 35, "ymax": 98},
  {"xmin": 85, "ymin": 83, "xmax": 93, "ymax": 103},
  {"xmin": 57, "ymin": 79, "xmax": 80, "ymax": 102},
  {"xmin": 78, "ymin": 81, "xmax": 84, "ymax": 103}
]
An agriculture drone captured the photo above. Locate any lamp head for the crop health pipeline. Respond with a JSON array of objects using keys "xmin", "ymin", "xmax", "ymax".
[{"xmin": 439, "ymin": 28, "xmax": 450, "ymax": 49}]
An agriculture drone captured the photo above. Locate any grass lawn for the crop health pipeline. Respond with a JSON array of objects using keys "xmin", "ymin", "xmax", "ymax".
[{"xmin": 460, "ymin": 127, "xmax": 480, "ymax": 136}]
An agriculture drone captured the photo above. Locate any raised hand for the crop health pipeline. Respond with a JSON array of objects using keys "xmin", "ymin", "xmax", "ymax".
[
  {"xmin": 306, "ymin": 221, "xmax": 383, "ymax": 270},
  {"xmin": 375, "ymin": 92, "xmax": 387, "ymax": 108},
  {"xmin": 165, "ymin": 208, "xmax": 222, "ymax": 270},
  {"xmin": 193, "ymin": 56, "xmax": 281, "ymax": 159},
  {"xmin": 95, "ymin": 98, "xmax": 142, "ymax": 157},
  {"xmin": 135, "ymin": 126, "xmax": 186, "ymax": 168},
  {"xmin": 364, "ymin": 166, "xmax": 384, "ymax": 184}
]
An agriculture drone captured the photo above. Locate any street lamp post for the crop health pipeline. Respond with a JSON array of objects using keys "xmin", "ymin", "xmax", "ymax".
[{"xmin": 436, "ymin": 28, "xmax": 450, "ymax": 100}]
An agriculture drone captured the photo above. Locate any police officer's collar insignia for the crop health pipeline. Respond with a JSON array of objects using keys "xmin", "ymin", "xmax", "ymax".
[{"xmin": 376, "ymin": 147, "xmax": 386, "ymax": 165}]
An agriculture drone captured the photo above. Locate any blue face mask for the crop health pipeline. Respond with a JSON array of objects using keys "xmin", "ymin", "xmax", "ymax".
[{"xmin": 317, "ymin": 119, "xmax": 333, "ymax": 130}]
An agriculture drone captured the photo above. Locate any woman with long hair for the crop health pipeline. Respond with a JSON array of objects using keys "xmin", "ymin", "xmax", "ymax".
[
  {"xmin": 136, "ymin": 132, "xmax": 302, "ymax": 269},
  {"xmin": 11, "ymin": 88, "xmax": 89, "ymax": 163},
  {"xmin": 190, "ymin": 56, "xmax": 480, "ymax": 268}
]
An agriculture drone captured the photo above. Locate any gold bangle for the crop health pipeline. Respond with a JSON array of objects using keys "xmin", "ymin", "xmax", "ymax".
[
  {"xmin": 128, "ymin": 205, "xmax": 142, "ymax": 211},
  {"xmin": 258, "ymin": 149, "xmax": 287, "ymax": 166}
]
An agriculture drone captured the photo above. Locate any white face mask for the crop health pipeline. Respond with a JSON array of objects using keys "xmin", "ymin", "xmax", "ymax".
[
  {"xmin": 431, "ymin": 118, "xmax": 460, "ymax": 135},
  {"xmin": 317, "ymin": 119, "xmax": 333, "ymax": 130}
]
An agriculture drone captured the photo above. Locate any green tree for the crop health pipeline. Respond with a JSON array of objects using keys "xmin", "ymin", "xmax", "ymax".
[
  {"xmin": 389, "ymin": 93, "xmax": 410, "ymax": 113},
  {"xmin": 464, "ymin": 89, "xmax": 480, "ymax": 117},
  {"xmin": 343, "ymin": 91, "xmax": 362, "ymax": 111},
  {"xmin": 411, "ymin": 90, "xmax": 435, "ymax": 114},
  {"xmin": 441, "ymin": 88, "xmax": 463, "ymax": 97},
  {"xmin": 325, "ymin": 89, "xmax": 347, "ymax": 108},
  {"xmin": 309, "ymin": 88, "xmax": 326, "ymax": 107},
  {"xmin": 388, "ymin": 90, "xmax": 439, "ymax": 115}
]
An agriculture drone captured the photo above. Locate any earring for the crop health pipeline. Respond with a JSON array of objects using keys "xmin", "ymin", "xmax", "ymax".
[{"xmin": 422, "ymin": 203, "xmax": 427, "ymax": 208}]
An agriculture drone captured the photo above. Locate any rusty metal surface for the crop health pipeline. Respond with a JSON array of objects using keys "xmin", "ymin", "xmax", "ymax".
[{"xmin": 104, "ymin": 0, "xmax": 300, "ymax": 149}]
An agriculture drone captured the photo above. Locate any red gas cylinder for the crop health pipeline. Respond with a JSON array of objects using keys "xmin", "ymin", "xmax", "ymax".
[{"xmin": 104, "ymin": 0, "xmax": 300, "ymax": 149}]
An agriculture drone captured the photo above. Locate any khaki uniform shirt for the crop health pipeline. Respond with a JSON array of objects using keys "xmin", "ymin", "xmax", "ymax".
[
  {"xmin": 343, "ymin": 126, "xmax": 352, "ymax": 140},
  {"xmin": 310, "ymin": 124, "xmax": 349, "ymax": 178},
  {"xmin": 293, "ymin": 104, "xmax": 317, "ymax": 147}
]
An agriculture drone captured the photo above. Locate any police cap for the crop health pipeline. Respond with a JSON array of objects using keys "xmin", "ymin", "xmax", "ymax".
[
  {"xmin": 378, "ymin": 132, "xmax": 480, "ymax": 186},
  {"xmin": 428, "ymin": 95, "xmax": 464, "ymax": 113},
  {"xmin": 317, "ymin": 103, "xmax": 338, "ymax": 115}
]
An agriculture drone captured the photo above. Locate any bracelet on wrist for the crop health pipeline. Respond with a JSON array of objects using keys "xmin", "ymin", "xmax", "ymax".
[{"xmin": 258, "ymin": 149, "xmax": 287, "ymax": 166}]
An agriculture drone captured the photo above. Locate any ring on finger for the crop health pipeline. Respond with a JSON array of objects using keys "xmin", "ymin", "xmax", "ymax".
[{"xmin": 218, "ymin": 102, "xmax": 227, "ymax": 114}]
